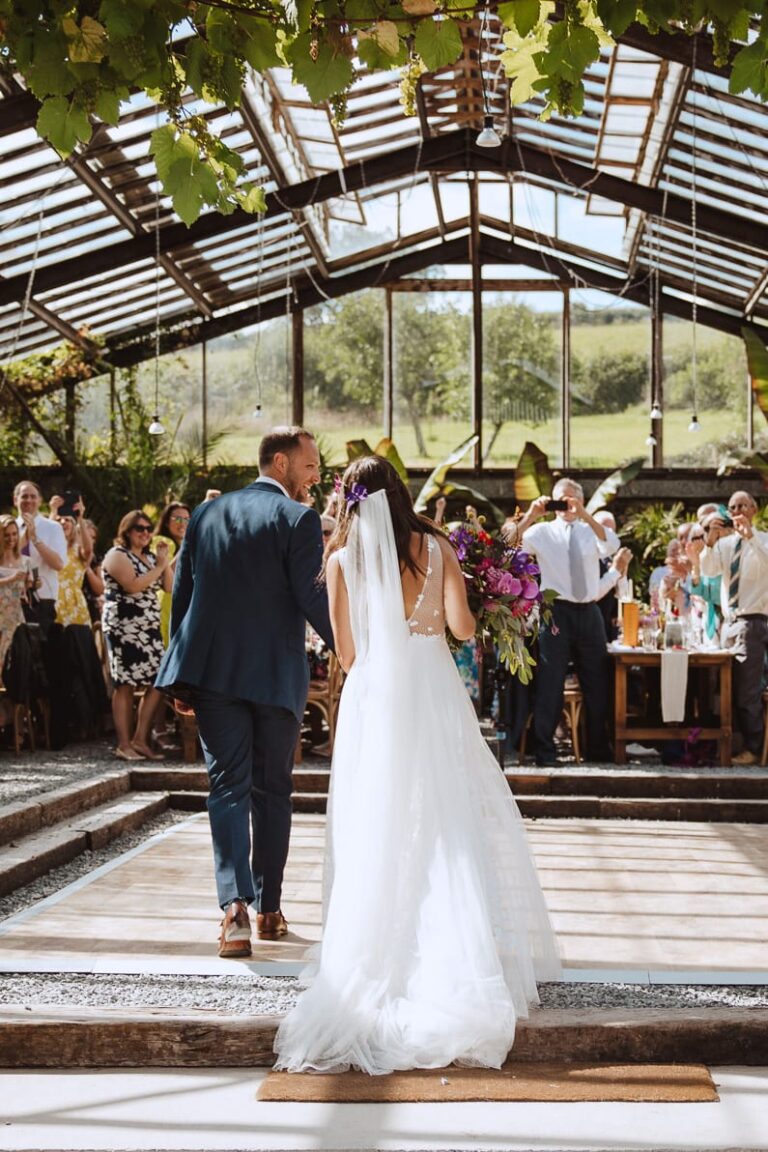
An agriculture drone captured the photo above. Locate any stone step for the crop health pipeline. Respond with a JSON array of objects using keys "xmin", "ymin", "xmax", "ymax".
[
  {"xmin": 0, "ymin": 1005, "xmax": 765, "ymax": 1068},
  {"xmin": 0, "ymin": 793, "xmax": 168, "ymax": 897},
  {"xmin": 0, "ymin": 771, "xmax": 131, "ymax": 847},
  {"xmin": 133, "ymin": 764, "xmax": 768, "ymax": 802}
]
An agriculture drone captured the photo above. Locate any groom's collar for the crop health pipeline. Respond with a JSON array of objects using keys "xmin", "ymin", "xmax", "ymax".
[{"xmin": 255, "ymin": 475, "xmax": 290, "ymax": 499}]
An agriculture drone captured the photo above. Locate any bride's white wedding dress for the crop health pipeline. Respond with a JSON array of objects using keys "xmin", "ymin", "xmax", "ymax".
[{"xmin": 274, "ymin": 492, "xmax": 561, "ymax": 1075}]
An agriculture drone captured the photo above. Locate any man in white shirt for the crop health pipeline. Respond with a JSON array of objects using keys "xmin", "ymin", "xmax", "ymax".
[
  {"xmin": 697, "ymin": 490, "xmax": 768, "ymax": 765},
  {"xmin": 519, "ymin": 478, "xmax": 620, "ymax": 766},
  {"xmin": 13, "ymin": 480, "xmax": 67, "ymax": 633}
]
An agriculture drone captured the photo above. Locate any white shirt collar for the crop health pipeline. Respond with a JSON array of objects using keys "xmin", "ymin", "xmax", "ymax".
[{"xmin": 257, "ymin": 475, "xmax": 291, "ymax": 500}]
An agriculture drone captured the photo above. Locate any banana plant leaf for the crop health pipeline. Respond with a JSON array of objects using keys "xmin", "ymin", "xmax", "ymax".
[
  {"xmin": 742, "ymin": 325, "xmax": 768, "ymax": 424},
  {"xmin": 514, "ymin": 442, "xmax": 553, "ymax": 504},
  {"xmin": 345, "ymin": 438, "xmax": 374, "ymax": 460},
  {"xmin": 414, "ymin": 433, "xmax": 506, "ymax": 529},
  {"xmin": 372, "ymin": 437, "xmax": 409, "ymax": 483},
  {"xmin": 586, "ymin": 457, "xmax": 645, "ymax": 514}
]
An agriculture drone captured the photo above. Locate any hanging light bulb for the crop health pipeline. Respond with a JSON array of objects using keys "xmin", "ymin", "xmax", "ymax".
[
  {"xmin": 649, "ymin": 401, "xmax": 663, "ymax": 420},
  {"xmin": 476, "ymin": 115, "xmax": 502, "ymax": 148},
  {"xmin": 251, "ymin": 403, "xmax": 262, "ymax": 420},
  {"xmin": 688, "ymin": 413, "xmax": 701, "ymax": 433},
  {"xmin": 645, "ymin": 433, "xmax": 657, "ymax": 447},
  {"xmin": 148, "ymin": 414, "xmax": 165, "ymax": 436}
]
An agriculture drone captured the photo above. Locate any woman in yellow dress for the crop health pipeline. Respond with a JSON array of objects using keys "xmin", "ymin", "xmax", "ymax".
[
  {"xmin": 152, "ymin": 502, "xmax": 191, "ymax": 647},
  {"xmin": 56, "ymin": 514, "xmax": 93, "ymax": 627}
]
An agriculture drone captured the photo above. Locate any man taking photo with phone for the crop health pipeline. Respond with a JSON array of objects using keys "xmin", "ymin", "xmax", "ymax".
[
  {"xmin": 516, "ymin": 478, "xmax": 620, "ymax": 766},
  {"xmin": 695, "ymin": 490, "xmax": 768, "ymax": 765}
]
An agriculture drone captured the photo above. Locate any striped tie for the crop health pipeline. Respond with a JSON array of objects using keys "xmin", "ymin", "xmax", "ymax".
[{"xmin": 728, "ymin": 537, "xmax": 743, "ymax": 612}]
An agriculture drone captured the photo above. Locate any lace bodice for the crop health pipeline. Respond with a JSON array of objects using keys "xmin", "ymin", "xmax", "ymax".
[{"xmin": 406, "ymin": 535, "xmax": 445, "ymax": 637}]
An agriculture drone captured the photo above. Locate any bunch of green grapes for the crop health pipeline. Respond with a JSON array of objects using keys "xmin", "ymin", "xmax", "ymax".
[{"xmin": 400, "ymin": 53, "xmax": 425, "ymax": 117}]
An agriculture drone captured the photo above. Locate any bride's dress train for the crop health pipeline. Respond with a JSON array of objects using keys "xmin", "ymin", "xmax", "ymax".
[{"xmin": 274, "ymin": 498, "xmax": 561, "ymax": 1075}]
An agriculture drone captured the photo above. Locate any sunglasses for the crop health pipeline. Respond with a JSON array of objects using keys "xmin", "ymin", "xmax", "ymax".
[
  {"xmin": 133, "ymin": 525, "xmax": 153, "ymax": 533},
  {"xmin": 171, "ymin": 516, "xmax": 189, "ymax": 524}
]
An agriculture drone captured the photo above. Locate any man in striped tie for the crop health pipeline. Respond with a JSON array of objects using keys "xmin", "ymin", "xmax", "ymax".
[{"xmin": 699, "ymin": 492, "xmax": 768, "ymax": 765}]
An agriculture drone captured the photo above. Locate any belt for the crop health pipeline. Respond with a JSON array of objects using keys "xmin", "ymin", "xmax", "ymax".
[{"xmin": 556, "ymin": 599, "xmax": 595, "ymax": 609}]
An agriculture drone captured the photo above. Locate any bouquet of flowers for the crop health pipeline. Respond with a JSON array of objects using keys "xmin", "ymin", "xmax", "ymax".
[{"xmin": 447, "ymin": 509, "xmax": 554, "ymax": 684}]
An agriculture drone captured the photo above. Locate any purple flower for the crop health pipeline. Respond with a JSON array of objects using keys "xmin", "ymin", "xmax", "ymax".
[{"xmin": 522, "ymin": 579, "xmax": 540, "ymax": 600}]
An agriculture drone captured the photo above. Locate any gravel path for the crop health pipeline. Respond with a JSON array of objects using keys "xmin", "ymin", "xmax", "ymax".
[
  {"xmin": 0, "ymin": 739, "xmax": 123, "ymax": 805},
  {"xmin": 0, "ymin": 973, "xmax": 766, "ymax": 1013}
]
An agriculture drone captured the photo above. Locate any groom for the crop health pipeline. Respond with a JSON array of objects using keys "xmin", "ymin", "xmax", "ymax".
[{"xmin": 156, "ymin": 427, "xmax": 334, "ymax": 957}]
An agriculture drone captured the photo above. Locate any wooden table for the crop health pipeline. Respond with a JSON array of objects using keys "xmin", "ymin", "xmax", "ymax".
[{"xmin": 611, "ymin": 649, "xmax": 733, "ymax": 766}]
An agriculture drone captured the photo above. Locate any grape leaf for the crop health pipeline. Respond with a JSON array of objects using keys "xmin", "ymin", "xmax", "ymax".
[
  {"xmin": 358, "ymin": 34, "xmax": 408, "ymax": 69},
  {"xmin": 370, "ymin": 19, "xmax": 401, "ymax": 56},
  {"xmin": 287, "ymin": 33, "xmax": 354, "ymax": 103},
  {"xmin": 538, "ymin": 21, "xmax": 600, "ymax": 81},
  {"xmin": 36, "ymin": 96, "xmax": 92, "ymax": 156},
  {"xmin": 595, "ymin": 0, "xmax": 638, "ymax": 37},
  {"xmin": 413, "ymin": 17, "xmax": 463, "ymax": 71},
  {"xmin": 239, "ymin": 17, "xmax": 281, "ymax": 70},
  {"xmin": 150, "ymin": 125, "xmax": 197, "ymax": 183},
  {"xmin": 498, "ymin": 0, "xmax": 542, "ymax": 36},
  {"xmin": 95, "ymin": 86, "xmax": 126, "ymax": 124},
  {"xmin": 183, "ymin": 38, "xmax": 207, "ymax": 95},
  {"xmin": 63, "ymin": 15, "xmax": 108, "ymax": 64},
  {"xmin": 402, "ymin": 0, "xmax": 437, "ymax": 13},
  {"xmin": 27, "ymin": 31, "xmax": 74, "ymax": 98},
  {"xmin": 730, "ymin": 39, "xmax": 768, "ymax": 97},
  {"xmin": 239, "ymin": 184, "xmax": 268, "ymax": 213},
  {"xmin": 98, "ymin": 0, "xmax": 144, "ymax": 41}
]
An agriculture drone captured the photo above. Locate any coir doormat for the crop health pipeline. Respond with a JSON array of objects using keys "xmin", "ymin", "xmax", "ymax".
[{"xmin": 258, "ymin": 1062, "xmax": 718, "ymax": 1103}]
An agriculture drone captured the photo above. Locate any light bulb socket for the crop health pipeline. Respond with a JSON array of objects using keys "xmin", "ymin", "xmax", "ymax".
[
  {"xmin": 650, "ymin": 402, "xmax": 663, "ymax": 420},
  {"xmin": 148, "ymin": 415, "xmax": 165, "ymax": 436},
  {"xmin": 476, "ymin": 116, "xmax": 502, "ymax": 149},
  {"xmin": 688, "ymin": 414, "xmax": 700, "ymax": 433},
  {"xmin": 252, "ymin": 404, "xmax": 262, "ymax": 419}
]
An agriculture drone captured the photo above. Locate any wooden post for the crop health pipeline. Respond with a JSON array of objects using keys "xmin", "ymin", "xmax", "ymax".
[
  {"xmin": 469, "ymin": 176, "xmax": 483, "ymax": 470},
  {"xmin": 747, "ymin": 366, "xmax": 754, "ymax": 452},
  {"xmin": 651, "ymin": 298, "xmax": 663, "ymax": 467},
  {"xmin": 64, "ymin": 381, "xmax": 76, "ymax": 451},
  {"xmin": 201, "ymin": 341, "xmax": 208, "ymax": 470},
  {"xmin": 561, "ymin": 286, "xmax": 570, "ymax": 469},
  {"xmin": 292, "ymin": 309, "xmax": 304, "ymax": 427},
  {"xmin": 384, "ymin": 287, "xmax": 394, "ymax": 441},
  {"xmin": 109, "ymin": 367, "xmax": 117, "ymax": 464}
]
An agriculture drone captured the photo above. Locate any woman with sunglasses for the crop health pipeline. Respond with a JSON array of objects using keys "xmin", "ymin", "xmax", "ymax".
[
  {"xmin": 153, "ymin": 502, "xmax": 191, "ymax": 647},
  {"xmin": 102, "ymin": 511, "xmax": 172, "ymax": 761}
]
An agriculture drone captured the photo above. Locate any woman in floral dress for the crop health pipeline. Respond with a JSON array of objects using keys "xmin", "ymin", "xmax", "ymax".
[
  {"xmin": 0, "ymin": 514, "xmax": 31, "ymax": 679},
  {"xmin": 102, "ymin": 510, "xmax": 172, "ymax": 761},
  {"xmin": 55, "ymin": 514, "xmax": 93, "ymax": 627}
]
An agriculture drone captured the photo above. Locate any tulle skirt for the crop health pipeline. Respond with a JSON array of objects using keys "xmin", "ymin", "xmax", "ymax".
[{"xmin": 273, "ymin": 635, "xmax": 561, "ymax": 1075}]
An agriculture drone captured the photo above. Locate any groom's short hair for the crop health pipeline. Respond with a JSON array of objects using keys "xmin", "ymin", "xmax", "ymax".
[{"xmin": 259, "ymin": 426, "xmax": 314, "ymax": 469}]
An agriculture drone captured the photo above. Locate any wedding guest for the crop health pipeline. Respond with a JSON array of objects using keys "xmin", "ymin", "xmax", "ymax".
[
  {"xmin": 153, "ymin": 502, "xmax": 191, "ymax": 646},
  {"xmin": 518, "ymin": 478, "xmax": 619, "ymax": 765},
  {"xmin": 0, "ymin": 514, "xmax": 32, "ymax": 678},
  {"xmin": 658, "ymin": 539, "xmax": 692, "ymax": 617},
  {"xmin": 81, "ymin": 519, "xmax": 105, "ymax": 623},
  {"xmin": 697, "ymin": 502, "xmax": 719, "ymax": 525},
  {"xmin": 102, "ymin": 511, "xmax": 172, "ymax": 761},
  {"xmin": 687, "ymin": 521, "xmax": 721, "ymax": 642},
  {"xmin": 204, "ymin": 489, "xmax": 221, "ymax": 502},
  {"xmin": 55, "ymin": 514, "xmax": 93, "ymax": 628},
  {"xmin": 13, "ymin": 481, "xmax": 66, "ymax": 632},
  {"xmin": 699, "ymin": 491, "xmax": 768, "ymax": 764}
]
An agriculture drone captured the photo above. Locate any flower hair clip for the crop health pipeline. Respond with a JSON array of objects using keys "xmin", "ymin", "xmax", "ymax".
[{"xmin": 333, "ymin": 474, "xmax": 369, "ymax": 507}]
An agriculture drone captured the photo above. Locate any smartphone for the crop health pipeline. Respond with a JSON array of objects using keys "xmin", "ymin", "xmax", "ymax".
[
  {"xmin": 58, "ymin": 490, "xmax": 82, "ymax": 519},
  {"xmin": 547, "ymin": 499, "xmax": 569, "ymax": 512}
]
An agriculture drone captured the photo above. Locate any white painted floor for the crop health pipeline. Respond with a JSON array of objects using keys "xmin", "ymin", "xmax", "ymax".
[{"xmin": 0, "ymin": 1067, "xmax": 766, "ymax": 1151}]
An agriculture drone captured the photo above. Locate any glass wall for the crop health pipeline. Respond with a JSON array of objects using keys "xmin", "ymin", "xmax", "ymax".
[
  {"xmin": 392, "ymin": 289, "xmax": 472, "ymax": 468},
  {"xmin": 661, "ymin": 318, "xmax": 747, "ymax": 466},
  {"xmin": 303, "ymin": 291, "xmax": 386, "ymax": 463},
  {"xmin": 569, "ymin": 290, "xmax": 652, "ymax": 467},
  {"xmin": 482, "ymin": 290, "xmax": 563, "ymax": 467}
]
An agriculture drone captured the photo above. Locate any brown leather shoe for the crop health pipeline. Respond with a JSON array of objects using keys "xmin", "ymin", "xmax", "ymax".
[
  {"xmin": 256, "ymin": 910, "xmax": 289, "ymax": 939},
  {"xmin": 218, "ymin": 899, "xmax": 252, "ymax": 958}
]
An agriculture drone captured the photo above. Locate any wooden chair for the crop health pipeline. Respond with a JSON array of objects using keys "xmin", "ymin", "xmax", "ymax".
[
  {"xmin": 296, "ymin": 654, "xmax": 344, "ymax": 763},
  {"xmin": 518, "ymin": 683, "xmax": 584, "ymax": 764}
]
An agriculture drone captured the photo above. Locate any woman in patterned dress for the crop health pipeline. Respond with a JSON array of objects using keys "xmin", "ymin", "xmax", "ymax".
[
  {"xmin": 102, "ymin": 510, "xmax": 172, "ymax": 761},
  {"xmin": 55, "ymin": 514, "xmax": 93, "ymax": 627},
  {"xmin": 0, "ymin": 514, "xmax": 31, "ymax": 680}
]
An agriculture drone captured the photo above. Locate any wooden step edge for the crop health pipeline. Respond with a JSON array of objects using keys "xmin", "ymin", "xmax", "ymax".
[
  {"xmin": 506, "ymin": 771, "xmax": 768, "ymax": 800},
  {"xmin": 517, "ymin": 796, "xmax": 768, "ymax": 822},
  {"xmin": 130, "ymin": 766, "xmax": 208, "ymax": 792},
  {"xmin": 0, "ymin": 770, "xmax": 131, "ymax": 848},
  {"xmin": 0, "ymin": 1006, "xmax": 765, "ymax": 1068}
]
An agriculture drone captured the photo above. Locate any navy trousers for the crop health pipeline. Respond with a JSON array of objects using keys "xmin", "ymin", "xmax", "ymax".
[
  {"xmin": 734, "ymin": 615, "xmax": 768, "ymax": 754},
  {"xmin": 193, "ymin": 690, "xmax": 300, "ymax": 912},
  {"xmin": 534, "ymin": 599, "xmax": 611, "ymax": 764}
]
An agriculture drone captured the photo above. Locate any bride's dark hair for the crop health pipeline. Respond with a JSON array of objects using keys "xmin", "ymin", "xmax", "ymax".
[{"xmin": 323, "ymin": 455, "xmax": 437, "ymax": 578}]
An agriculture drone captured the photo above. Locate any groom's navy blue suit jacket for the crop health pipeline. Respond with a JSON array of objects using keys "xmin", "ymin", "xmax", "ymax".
[{"xmin": 155, "ymin": 480, "xmax": 334, "ymax": 719}]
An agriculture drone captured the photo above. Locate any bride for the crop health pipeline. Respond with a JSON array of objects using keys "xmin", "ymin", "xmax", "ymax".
[{"xmin": 274, "ymin": 456, "xmax": 561, "ymax": 1075}]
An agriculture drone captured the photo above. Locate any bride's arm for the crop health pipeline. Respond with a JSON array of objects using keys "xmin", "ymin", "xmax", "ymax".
[
  {"xmin": 439, "ymin": 537, "xmax": 476, "ymax": 642},
  {"xmin": 326, "ymin": 553, "xmax": 356, "ymax": 672}
]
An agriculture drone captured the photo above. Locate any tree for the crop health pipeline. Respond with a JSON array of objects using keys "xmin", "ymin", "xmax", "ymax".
[
  {"xmin": 2, "ymin": 2, "xmax": 767, "ymax": 224},
  {"xmin": 482, "ymin": 299, "xmax": 561, "ymax": 457},
  {"xmin": 575, "ymin": 349, "xmax": 648, "ymax": 414}
]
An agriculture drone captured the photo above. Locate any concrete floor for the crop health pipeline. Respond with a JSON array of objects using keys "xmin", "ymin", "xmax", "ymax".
[{"xmin": 0, "ymin": 1066, "xmax": 766, "ymax": 1151}]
